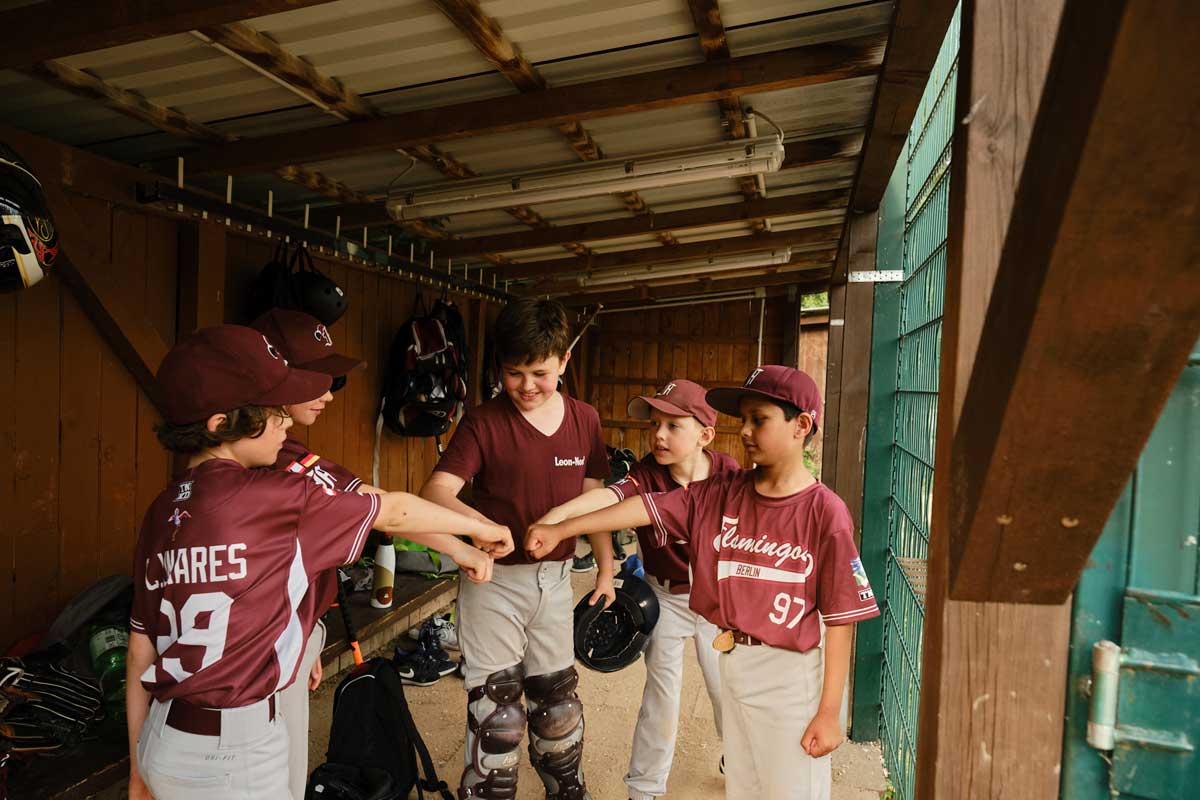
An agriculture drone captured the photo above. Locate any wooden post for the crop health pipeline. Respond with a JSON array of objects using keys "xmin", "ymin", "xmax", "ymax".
[
  {"xmin": 177, "ymin": 221, "xmax": 227, "ymax": 334},
  {"xmin": 915, "ymin": 1, "xmax": 1072, "ymax": 796},
  {"xmin": 470, "ymin": 298, "xmax": 488, "ymax": 407}
]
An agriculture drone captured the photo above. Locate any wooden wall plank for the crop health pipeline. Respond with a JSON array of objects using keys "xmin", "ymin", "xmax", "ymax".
[
  {"xmin": 917, "ymin": 0, "xmax": 1072, "ymax": 795},
  {"xmin": 0, "ymin": 290, "xmax": 15, "ymax": 641},
  {"xmin": 11, "ymin": 279, "xmax": 61, "ymax": 635}
]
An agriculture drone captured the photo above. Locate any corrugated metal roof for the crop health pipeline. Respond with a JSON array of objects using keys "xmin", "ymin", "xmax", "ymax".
[{"xmin": 0, "ymin": 0, "xmax": 892, "ymax": 287}]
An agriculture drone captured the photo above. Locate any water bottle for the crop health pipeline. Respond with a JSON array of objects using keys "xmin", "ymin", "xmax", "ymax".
[
  {"xmin": 371, "ymin": 535, "xmax": 396, "ymax": 609},
  {"xmin": 88, "ymin": 622, "xmax": 128, "ymax": 721}
]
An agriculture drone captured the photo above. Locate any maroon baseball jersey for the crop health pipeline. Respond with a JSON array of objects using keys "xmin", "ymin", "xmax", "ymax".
[
  {"xmin": 435, "ymin": 393, "xmax": 609, "ymax": 564},
  {"xmin": 641, "ymin": 472, "xmax": 880, "ymax": 652},
  {"xmin": 607, "ymin": 450, "xmax": 742, "ymax": 590},
  {"xmin": 272, "ymin": 436, "xmax": 365, "ymax": 623},
  {"xmin": 130, "ymin": 458, "xmax": 379, "ymax": 707}
]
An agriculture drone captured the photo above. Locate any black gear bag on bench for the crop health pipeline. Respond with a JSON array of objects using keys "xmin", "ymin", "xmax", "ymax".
[{"xmin": 306, "ymin": 657, "xmax": 452, "ymax": 800}]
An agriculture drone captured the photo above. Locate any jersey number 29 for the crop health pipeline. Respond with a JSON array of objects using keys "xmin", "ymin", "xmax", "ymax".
[
  {"xmin": 154, "ymin": 593, "xmax": 232, "ymax": 683},
  {"xmin": 768, "ymin": 593, "xmax": 806, "ymax": 629}
]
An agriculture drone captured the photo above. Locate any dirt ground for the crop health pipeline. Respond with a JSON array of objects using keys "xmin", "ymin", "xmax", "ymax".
[{"xmin": 308, "ymin": 565, "xmax": 890, "ymax": 800}]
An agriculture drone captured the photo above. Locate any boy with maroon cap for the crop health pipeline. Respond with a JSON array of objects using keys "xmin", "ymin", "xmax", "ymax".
[
  {"xmin": 538, "ymin": 379, "xmax": 738, "ymax": 799},
  {"xmin": 420, "ymin": 298, "xmax": 610, "ymax": 800},
  {"xmin": 527, "ymin": 366, "xmax": 880, "ymax": 800},
  {"xmin": 250, "ymin": 308, "xmax": 372, "ymax": 800},
  {"xmin": 126, "ymin": 325, "xmax": 511, "ymax": 800}
]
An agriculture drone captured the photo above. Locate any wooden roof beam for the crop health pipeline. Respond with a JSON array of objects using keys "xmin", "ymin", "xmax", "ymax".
[
  {"xmin": 948, "ymin": 0, "xmax": 1200, "ymax": 603},
  {"xmin": 176, "ymin": 35, "xmax": 886, "ymax": 176},
  {"xmin": 0, "ymin": 0, "xmax": 343, "ymax": 70},
  {"xmin": 433, "ymin": 0, "xmax": 675, "ymax": 246},
  {"xmin": 500, "ymin": 224, "xmax": 841, "ymax": 280},
  {"xmin": 688, "ymin": 0, "xmax": 761, "ymax": 208},
  {"xmin": 557, "ymin": 269, "xmax": 832, "ymax": 307},
  {"xmin": 437, "ymin": 188, "xmax": 849, "ymax": 259},
  {"xmin": 24, "ymin": 59, "xmax": 374, "ymax": 208},
  {"xmin": 305, "ymin": 132, "xmax": 861, "ymax": 233},
  {"xmin": 850, "ymin": 0, "xmax": 959, "ymax": 213}
]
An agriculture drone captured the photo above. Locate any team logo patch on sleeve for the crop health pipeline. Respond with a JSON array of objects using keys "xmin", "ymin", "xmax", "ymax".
[
  {"xmin": 851, "ymin": 557, "xmax": 874, "ymax": 600},
  {"xmin": 173, "ymin": 481, "xmax": 192, "ymax": 501}
]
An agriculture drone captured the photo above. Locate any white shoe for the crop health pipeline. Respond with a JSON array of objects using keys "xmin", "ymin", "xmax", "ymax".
[{"xmin": 407, "ymin": 615, "xmax": 459, "ymax": 651}]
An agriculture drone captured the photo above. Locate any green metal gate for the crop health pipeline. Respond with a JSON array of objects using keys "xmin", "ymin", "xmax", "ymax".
[
  {"xmin": 853, "ymin": 9, "xmax": 960, "ymax": 800},
  {"xmin": 1061, "ymin": 341, "xmax": 1200, "ymax": 799}
]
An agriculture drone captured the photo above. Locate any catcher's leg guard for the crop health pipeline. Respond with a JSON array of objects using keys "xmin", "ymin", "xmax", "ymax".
[
  {"xmin": 459, "ymin": 665, "xmax": 526, "ymax": 799},
  {"xmin": 525, "ymin": 667, "xmax": 590, "ymax": 800}
]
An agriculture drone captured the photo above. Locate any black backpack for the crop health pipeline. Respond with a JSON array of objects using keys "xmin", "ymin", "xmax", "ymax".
[
  {"xmin": 380, "ymin": 295, "xmax": 469, "ymax": 438},
  {"xmin": 307, "ymin": 658, "xmax": 452, "ymax": 800}
]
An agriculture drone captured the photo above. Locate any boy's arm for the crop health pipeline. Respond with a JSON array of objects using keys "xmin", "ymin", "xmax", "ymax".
[
  {"xmin": 800, "ymin": 623, "xmax": 853, "ymax": 757},
  {"xmin": 375, "ymin": 492, "xmax": 511, "ymax": 578},
  {"xmin": 527, "ymin": 496, "xmax": 652, "ymax": 560},
  {"xmin": 535, "ymin": 485, "xmax": 619, "ymax": 526},
  {"xmin": 579, "ymin": 478, "xmax": 616, "ymax": 608},
  {"xmin": 420, "ymin": 471, "xmax": 494, "ymax": 524},
  {"xmin": 126, "ymin": 632, "xmax": 155, "ymax": 800}
]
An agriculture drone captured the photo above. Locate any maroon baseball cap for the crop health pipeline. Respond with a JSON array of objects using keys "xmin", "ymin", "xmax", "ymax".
[
  {"xmin": 706, "ymin": 365, "xmax": 822, "ymax": 430},
  {"xmin": 627, "ymin": 379, "xmax": 717, "ymax": 427},
  {"xmin": 249, "ymin": 309, "xmax": 364, "ymax": 376},
  {"xmin": 157, "ymin": 325, "xmax": 332, "ymax": 425}
]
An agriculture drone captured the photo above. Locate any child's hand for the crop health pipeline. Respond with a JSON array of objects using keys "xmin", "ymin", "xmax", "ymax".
[
  {"xmin": 307, "ymin": 656, "xmax": 323, "ymax": 690},
  {"xmin": 453, "ymin": 544, "xmax": 494, "ymax": 584},
  {"xmin": 525, "ymin": 523, "xmax": 563, "ymax": 559},
  {"xmin": 472, "ymin": 521, "xmax": 514, "ymax": 559},
  {"xmin": 589, "ymin": 573, "xmax": 615, "ymax": 609},
  {"xmin": 128, "ymin": 770, "xmax": 154, "ymax": 800},
  {"xmin": 800, "ymin": 709, "xmax": 844, "ymax": 757}
]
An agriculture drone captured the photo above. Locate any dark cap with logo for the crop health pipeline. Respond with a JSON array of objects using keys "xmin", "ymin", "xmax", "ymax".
[
  {"xmin": 249, "ymin": 309, "xmax": 364, "ymax": 376},
  {"xmin": 157, "ymin": 325, "xmax": 332, "ymax": 425},
  {"xmin": 706, "ymin": 365, "xmax": 822, "ymax": 430},
  {"xmin": 627, "ymin": 379, "xmax": 717, "ymax": 427}
]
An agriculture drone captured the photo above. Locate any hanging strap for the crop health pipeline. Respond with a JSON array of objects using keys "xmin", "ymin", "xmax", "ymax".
[{"xmin": 375, "ymin": 662, "xmax": 454, "ymax": 800}]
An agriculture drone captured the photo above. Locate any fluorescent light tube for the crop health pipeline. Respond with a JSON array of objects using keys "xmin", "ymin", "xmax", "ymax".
[
  {"xmin": 387, "ymin": 136, "xmax": 785, "ymax": 220},
  {"xmin": 576, "ymin": 248, "xmax": 792, "ymax": 288}
]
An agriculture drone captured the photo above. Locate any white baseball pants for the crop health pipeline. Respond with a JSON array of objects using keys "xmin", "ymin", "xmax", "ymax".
[
  {"xmin": 720, "ymin": 644, "xmax": 830, "ymax": 800},
  {"xmin": 136, "ymin": 695, "xmax": 290, "ymax": 799},
  {"xmin": 625, "ymin": 579, "xmax": 723, "ymax": 800},
  {"xmin": 279, "ymin": 618, "xmax": 326, "ymax": 800}
]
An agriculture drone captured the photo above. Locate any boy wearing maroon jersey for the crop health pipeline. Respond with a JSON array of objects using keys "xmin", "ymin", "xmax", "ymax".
[
  {"xmin": 126, "ymin": 325, "xmax": 511, "ymax": 800},
  {"xmin": 527, "ymin": 366, "xmax": 880, "ymax": 800},
  {"xmin": 250, "ymin": 308, "xmax": 375, "ymax": 800},
  {"xmin": 420, "ymin": 298, "xmax": 611, "ymax": 800},
  {"xmin": 538, "ymin": 379, "xmax": 738, "ymax": 800}
]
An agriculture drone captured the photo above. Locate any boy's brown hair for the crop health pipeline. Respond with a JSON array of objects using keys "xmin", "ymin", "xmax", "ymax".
[
  {"xmin": 493, "ymin": 297, "xmax": 572, "ymax": 366},
  {"xmin": 155, "ymin": 404, "xmax": 285, "ymax": 454}
]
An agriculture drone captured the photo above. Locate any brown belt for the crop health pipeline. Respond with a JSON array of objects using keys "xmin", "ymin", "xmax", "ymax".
[
  {"xmin": 166, "ymin": 696, "xmax": 276, "ymax": 736},
  {"xmin": 732, "ymin": 631, "xmax": 765, "ymax": 646},
  {"xmin": 713, "ymin": 629, "xmax": 766, "ymax": 652}
]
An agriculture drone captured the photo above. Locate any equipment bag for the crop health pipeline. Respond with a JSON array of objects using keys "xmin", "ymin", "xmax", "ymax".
[
  {"xmin": 309, "ymin": 658, "xmax": 452, "ymax": 800},
  {"xmin": 380, "ymin": 294, "xmax": 468, "ymax": 438}
]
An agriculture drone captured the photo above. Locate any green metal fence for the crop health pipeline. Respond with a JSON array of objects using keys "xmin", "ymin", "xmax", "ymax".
[{"xmin": 875, "ymin": 9, "xmax": 960, "ymax": 799}]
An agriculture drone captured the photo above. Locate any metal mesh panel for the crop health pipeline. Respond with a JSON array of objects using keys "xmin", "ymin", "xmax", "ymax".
[{"xmin": 878, "ymin": 7, "xmax": 959, "ymax": 799}]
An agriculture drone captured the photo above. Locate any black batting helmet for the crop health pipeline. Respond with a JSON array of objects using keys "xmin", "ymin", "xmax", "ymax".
[
  {"xmin": 573, "ymin": 573, "xmax": 660, "ymax": 673},
  {"xmin": 0, "ymin": 143, "xmax": 58, "ymax": 294}
]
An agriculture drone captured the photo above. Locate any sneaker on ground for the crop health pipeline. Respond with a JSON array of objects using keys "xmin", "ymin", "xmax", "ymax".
[
  {"xmin": 572, "ymin": 553, "xmax": 596, "ymax": 573},
  {"xmin": 393, "ymin": 644, "xmax": 457, "ymax": 687},
  {"xmin": 407, "ymin": 615, "xmax": 459, "ymax": 651}
]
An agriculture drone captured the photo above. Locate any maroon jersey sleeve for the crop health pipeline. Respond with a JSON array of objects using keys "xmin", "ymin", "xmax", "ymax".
[
  {"xmin": 814, "ymin": 504, "xmax": 880, "ymax": 626},
  {"xmin": 276, "ymin": 437, "xmax": 363, "ymax": 493},
  {"xmin": 608, "ymin": 461, "xmax": 657, "ymax": 502},
  {"xmin": 642, "ymin": 482, "xmax": 710, "ymax": 546},
  {"xmin": 434, "ymin": 412, "xmax": 484, "ymax": 482},
  {"xmin": 583, "ymin": 405, "xmax": 609, "ymax": 481},
  {"xmin": 296, "ymin": 487, "xmax": 381, "ymax": 572}
]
